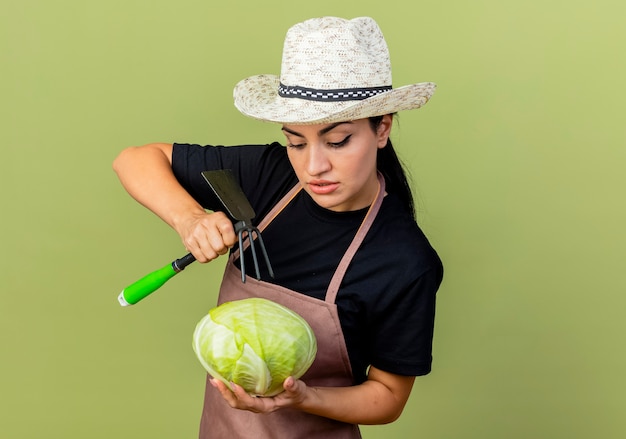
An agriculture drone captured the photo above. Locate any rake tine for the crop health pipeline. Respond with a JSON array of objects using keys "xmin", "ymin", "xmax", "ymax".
[
  {"xmin": 253, "ymin": 228, "xmax": 275, "ymax": 279},
  {"xmin": 247, "ymin": 228, "xmax": 262, "ymax": 280},
  {"xmin": 238, "ymin": 229, "xmax": 247, "ymax": 283},
  {"xmin": 234, "ymin": 222, "xmax": 274, "ymax": 284}
]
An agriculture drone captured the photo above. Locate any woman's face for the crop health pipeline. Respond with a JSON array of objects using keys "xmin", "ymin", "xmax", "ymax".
[{"xmin": 282, "ymin": 115, "xmax": 392, "ymax": 212}]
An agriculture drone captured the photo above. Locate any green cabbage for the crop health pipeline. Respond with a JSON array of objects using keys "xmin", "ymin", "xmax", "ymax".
[{"xmin": 192, "ymin": 298, "xmax": 317, "ymax": 397}]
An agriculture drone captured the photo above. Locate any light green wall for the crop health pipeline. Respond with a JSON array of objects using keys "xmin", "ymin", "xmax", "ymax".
[{"xmin": 1, "ymin": 1, "xmax": 624, "ymax": 438}]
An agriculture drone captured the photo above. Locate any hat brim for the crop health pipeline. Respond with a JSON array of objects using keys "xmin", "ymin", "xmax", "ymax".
[{"xmin": 233, "ymin": 75, "xmax": 436, "ymax": 125}]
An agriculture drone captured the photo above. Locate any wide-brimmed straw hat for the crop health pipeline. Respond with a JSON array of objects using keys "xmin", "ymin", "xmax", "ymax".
[{"xmin": 233, "ymin": 16, "xmax": 436, "ymax": 125}]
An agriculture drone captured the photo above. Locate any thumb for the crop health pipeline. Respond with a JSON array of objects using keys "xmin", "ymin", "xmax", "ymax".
[{"xmin": 283, "ymin": 376, "xmax": 297, "ymax": 392}]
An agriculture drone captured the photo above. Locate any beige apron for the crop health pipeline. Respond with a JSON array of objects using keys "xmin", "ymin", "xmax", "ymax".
[{"xmin": 199, "ymin": 174, "xmax": 385, "ymax": 439}]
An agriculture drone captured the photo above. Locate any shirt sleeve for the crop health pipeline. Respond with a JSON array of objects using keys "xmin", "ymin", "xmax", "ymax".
[
  {"xmin": 343, "ymin": 208, "xmax": 444, "ymax": 379},
  {"xmin": 170, "ymin": 142, "xmax": 295, "ymax": 216},
  {"xmin": 369, "ymin": 263, "xmax": 442, "ymax": 376}
]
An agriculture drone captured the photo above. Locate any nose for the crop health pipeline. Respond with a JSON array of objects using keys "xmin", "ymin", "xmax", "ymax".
[{"xmin": 305, "ymin": 143, "xmax": 331, "ymax": 176}]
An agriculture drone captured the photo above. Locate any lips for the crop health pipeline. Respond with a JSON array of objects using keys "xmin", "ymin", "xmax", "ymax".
[{"xmin": 308, "ymin": 180, "xmax": 339, "ymax": 195}]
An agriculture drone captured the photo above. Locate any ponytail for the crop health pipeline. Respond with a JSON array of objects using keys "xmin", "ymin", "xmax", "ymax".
[{"xmin": 370, "ymin": 116, "xmax": 416, "ymax": 218}]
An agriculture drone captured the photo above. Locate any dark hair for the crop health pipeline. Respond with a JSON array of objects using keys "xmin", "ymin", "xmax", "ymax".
[{"xmin": 369, "ymin": 115, "xmax": 416, "ymax": 218}]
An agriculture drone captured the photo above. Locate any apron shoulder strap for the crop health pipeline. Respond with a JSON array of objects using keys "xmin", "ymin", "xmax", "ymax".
[
  {"xmin": 231, "ymin": 173, "xmax": 386, "ymax": 306},
  {"xmin": 230, "ymin": 183, "xmax": 302, "ymax": 261},
  {"xmin": 257, "ymin": 184, "xmax": 303, "ymax": 232},
  {"xmin": 325, "ymin": 173, "xmax": 386, "ymax": 304}
]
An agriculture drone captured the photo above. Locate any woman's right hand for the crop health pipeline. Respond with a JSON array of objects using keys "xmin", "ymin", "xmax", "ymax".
[
  {"xmin": 175, "ymin": 211, "xmax": 238, "ymax": 263},
  {"xmin": 113, "ymin": 143, "xmax": 238, "ymax": 263}
]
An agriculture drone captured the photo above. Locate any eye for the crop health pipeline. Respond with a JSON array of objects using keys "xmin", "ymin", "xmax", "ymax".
[
  {"xmin": 328, "ymin": 134, "xmax": 352, "ymax": 148},
  {"xmin": 284, "ymin": 134, "xmax": 306, "ymax": 149}
]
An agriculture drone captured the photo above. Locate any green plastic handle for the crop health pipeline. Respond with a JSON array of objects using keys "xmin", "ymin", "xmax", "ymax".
[
  {"xmin": 118, "ymin": 263, "xmax": 177, "ymax": 306},
  {"xmin": 118, "ymin": 253, "xmax": 196, "ymax": 306}
]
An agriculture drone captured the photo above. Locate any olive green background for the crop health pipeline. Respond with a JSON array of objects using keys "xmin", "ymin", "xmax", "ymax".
[{"xmin": 1, "ymin": 0, "xmax": 624, "ymax": 438}]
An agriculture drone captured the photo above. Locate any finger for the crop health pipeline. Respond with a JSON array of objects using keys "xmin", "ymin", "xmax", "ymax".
[
  {"xmin": 216, "ymin": 219, "xmax": 237, "ymax": 248},
  {"xmin": 210, "ymin": 378, "xmax": 229, "ymax": 394},
  {"xmin": 281, "ymin": 377, "xmax": 307, "ymax": 404},
  {"xmin": 230, "ymin": 382, "xmax": 252, "ymax": 402},
  {"xmin": 183, "ymin": 241, "xmax": 210, "ymax": 263},
  {"xmin": 211, "ymin": 379, "xmax": 239, "ymax": 407},
  {"xmin": 228, "ymin": 383, "xmax": 260, "ymax": 412},
  {"xmin": 229, "ymin": 383, "xmax": 275, "ymax": 413},
  {"xmin": 205, "ymin": 226, "xmax": 231, "ymax": 256},
  {"xmin": 189, "ymin": 223, "xmax": 227, "ymax": 262},
  {"xmin": 283, "ymin": 376, "xmax": 296, "ymax": 391},
  {"xmin": 196, "ymin": 214, "xmax": 235, "ymax": 257},
  {"xmin": 184, "ymin": 237, "xmax": 218, "ymax": 263}
]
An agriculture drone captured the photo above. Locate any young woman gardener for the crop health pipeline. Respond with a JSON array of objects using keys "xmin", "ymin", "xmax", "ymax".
[{"xmin": 114, "ymin": 16, "xmax": 443, "ymax": 439}]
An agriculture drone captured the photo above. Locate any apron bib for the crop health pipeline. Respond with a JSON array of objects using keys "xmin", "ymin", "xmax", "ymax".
[{"xmin": 199, "ymin": 174, "xmax": 385, "ymax": 439}]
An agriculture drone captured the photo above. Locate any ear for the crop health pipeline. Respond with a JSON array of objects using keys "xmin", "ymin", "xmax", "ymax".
[{"xmin": 376, "ymin": 114, "xmax": 393, "ymax": 148}]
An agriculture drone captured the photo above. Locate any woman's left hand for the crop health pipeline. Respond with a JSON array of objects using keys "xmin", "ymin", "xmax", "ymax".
[
  {"xmin": 210, "ymin": 376, "xmax": 307, "ymax": 414},
  {"xmin": 210, "ymin": 366, "xmax": 415, "ymax": 424}
]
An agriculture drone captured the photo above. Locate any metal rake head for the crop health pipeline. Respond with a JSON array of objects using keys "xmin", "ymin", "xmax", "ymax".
[
  {"xmin": 201, "ymin": 169, "xmax": 274, "ymax": 284},
  {"xmin": 235, "ymin": 221, "xmax": 274, "ymax": 283}
]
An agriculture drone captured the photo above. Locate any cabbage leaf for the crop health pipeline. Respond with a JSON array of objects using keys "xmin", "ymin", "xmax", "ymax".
[{"xmin": 192, "ymin": 298, "xmax": 317, "ymax": 396}]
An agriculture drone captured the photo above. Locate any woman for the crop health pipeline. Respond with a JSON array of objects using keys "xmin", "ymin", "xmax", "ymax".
[{"xmin": 114, "ymin": 16, "xmax": 443, "ymax": 438}]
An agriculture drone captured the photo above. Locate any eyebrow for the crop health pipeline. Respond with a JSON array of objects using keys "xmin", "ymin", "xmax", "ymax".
[{"xmin": 281, "ymin": 121, "xmax": 353, "ymax": 138}]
